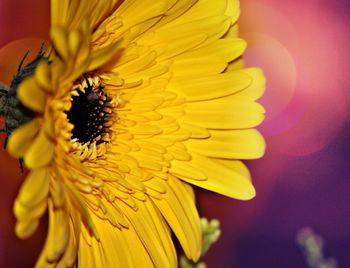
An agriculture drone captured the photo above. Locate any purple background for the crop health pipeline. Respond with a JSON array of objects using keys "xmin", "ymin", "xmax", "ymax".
[{"xmin": 200, "ymin": 0, "xmax": 350, "ymax": 267}]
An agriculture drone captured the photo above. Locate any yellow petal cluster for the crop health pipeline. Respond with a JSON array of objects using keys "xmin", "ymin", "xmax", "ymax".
[{"xmin": 7, "ymin": 0, "xmax": 265, "ymax": 267}]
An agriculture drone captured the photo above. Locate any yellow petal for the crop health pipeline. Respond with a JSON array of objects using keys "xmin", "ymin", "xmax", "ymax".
[
  {"xmin": 118, "ymin": 0, "xmax": 169, "ymax": 27},
  {"xmin": 24, "ymin": 128, "xmax": 55, "ymax": 169},
  {"xmin": 50, "ymin": 179, "xmax": 66, "ymax": 208},
  {"xmin": 178, "ymin": 154, "xmax": 256, "ymax": 200},
  {"xmin": 171, "ymin": 58, "xmax": 227, "ymax": 78},
  {"xmin": 167, "ymin": 142, "xmax": 191, "ymax": 161},
  {"xmin": 16, "ymin": 167, "xmax": 49, "ymax": 207},
  {"xmin": 225, "ymin": 0, "xmax": 240, "ymax": 24},
  {"xmin": 51, "ymin": 0, "xmax": 69, "ymax": 27},
  {"xmin": 128, "ymin": 123, "xmax": 162, "ymax": 136},
  {"xmin": 68, "ymin": 29, "xmax": 82, "ymax": 56},
  {"xmin": 35, "ymin": 61, "xmax": 52, "ymax": 92},
  {"xmin": 50, "ymin": 27, "xmax": 69, "ymax": 60},
  {"xmin": 182, "ymin": 97, "xmax": 265, "ymax": 129},
  {"xmin": 7, "ymin": 119, "xmax": 40, "ymax": 158},
  {"xmin": 177, "ymin": 38, "xmax": 247, "ymax": 63},
  {"xmin": 169, "ymin": 70, "xmax": 251, "ymax": 102},
  {"xmin": 234, "ymin": 68, "xmax": 266, "ymax": 100},
  {"xmin": 46, "ymin": 205, "xmax": 69, "ymax": 262},
  {"xmin": 169, "ymin": 159, "xmax": 207, "ymax": 181},
  {"xmin": 44, "ymin": 219, "xmax": 77, "ymax": 268},
  {"xmin": 179, "ymin": 122, "xmax": 210, "ymax": 139},
  {"xmin": 14, "ymin": 198, "xmax": 47, "ymax": 221},
  {"xmin": 79, "ymin": 213, "xmax": 153, "ymax": 268},
  {"xmin": 159, "ymin": 33, "xmax": 207, "ymax": 60},
  {"xmin": 185, "ymin": 129, "xmax": 266, "ymax": 159},
  {"xmin": 142, "ymin": 16, "xmax": 232, "ymax": 59},
  {"xmin": 152, "ymin": 177, "xmax": 201, "ymax": 261},
  {"xmin": 38, "ymin": 201, "xmax": 69, "ymax": 263},
  {"xmin": 144, "ymin": 200, "xmax": 177, "ymax": 267},
  {"xmin": 78, "ymin": 234, "xmax": 97, "ymax": 267},
  {"xmin": 15, "ymin": 219, "xmax": 40, "ymax": 239},
  {"xmin": 17, "ymin": 76, "xmax": 47, "ymax": 113},
  {"xmin": 121, "ymin": 200, "xmax": 174, "ymax": 267},
  {"xmin": 88, "ymin": 40, "xmax": 123, "ymax": 71},
  {"xmin": 161, "ymin": 0, "xmax": 226, "ymax": 28}
]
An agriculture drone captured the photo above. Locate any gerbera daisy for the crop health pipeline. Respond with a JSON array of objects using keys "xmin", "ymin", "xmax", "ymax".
[{"xmin": 1, "ymin": 0, "xmax": 265, "ymax": 267}]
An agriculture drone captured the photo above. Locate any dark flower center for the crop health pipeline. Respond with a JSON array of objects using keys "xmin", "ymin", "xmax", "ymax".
[{"xmin": 67, "ymin": 78, "xmax": 112, "ymax": 145}]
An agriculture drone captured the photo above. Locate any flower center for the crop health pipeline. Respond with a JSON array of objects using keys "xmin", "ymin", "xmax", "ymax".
[{"xmin": 67, "ymin": 77, "xmax": 113, "ymax": 145}]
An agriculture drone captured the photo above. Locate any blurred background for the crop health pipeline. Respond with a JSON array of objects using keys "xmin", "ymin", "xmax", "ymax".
[
  {"xmin": 1, "ymin": 0, "xmax": 350, "ymax": 267},
  {"xmin": 201, "ymin": 0, "xmax": 350, "ymax": 267}
]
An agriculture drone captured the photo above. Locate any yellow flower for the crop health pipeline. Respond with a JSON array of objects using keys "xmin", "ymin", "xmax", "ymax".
[{"xmin": 5, "ymin": 0, "xmax": 265, "ymax": 267}]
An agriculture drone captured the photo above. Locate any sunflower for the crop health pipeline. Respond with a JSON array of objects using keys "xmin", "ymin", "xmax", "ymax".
[{"xmin": 1, "ymin": 0, "xmax": 265, "ymax": 267}]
